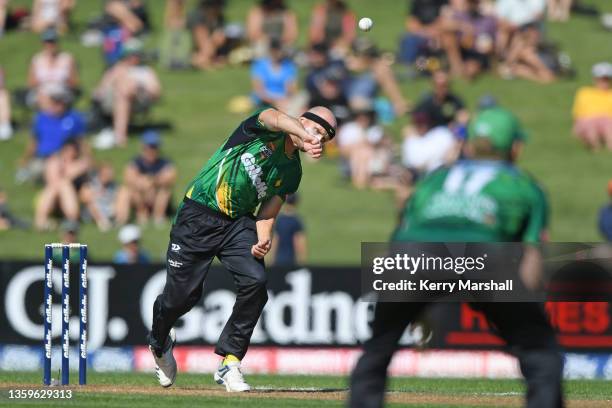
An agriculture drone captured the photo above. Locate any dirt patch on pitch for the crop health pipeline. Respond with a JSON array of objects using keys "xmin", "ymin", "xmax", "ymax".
[{"xmin": 2, "ymin": 383, "xmax": 610, "ymax": 407}]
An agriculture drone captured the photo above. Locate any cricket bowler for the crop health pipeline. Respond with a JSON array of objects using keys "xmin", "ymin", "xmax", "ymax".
[
  {"xmin": 148, "ymin": 106, "xmax": 337, "ymax": 391},
  {"xmin": 349, "ymin": 107, "xmax": 564, "ymax": 407}
]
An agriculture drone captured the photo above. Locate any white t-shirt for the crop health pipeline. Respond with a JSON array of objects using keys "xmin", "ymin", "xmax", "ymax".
[
  {"xmin": 401, "ymin": 126, "xmax": 456, "ymax": 173},
  {"xmin": 337, "ymin": 122, "xmax": 383, "ymax": 148},
  {"xmin": 495, "ymin": 0, "xmax": 546, "ymax": 26}
]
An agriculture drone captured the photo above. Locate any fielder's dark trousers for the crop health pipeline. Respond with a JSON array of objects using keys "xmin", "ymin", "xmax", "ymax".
[
  {"xmin": 349, "ymin": 302, "xmax": 564, "ymax": 408},
  {"xmin": 149, "ymin": 198, "xmax": 267, "ymax": 360}
]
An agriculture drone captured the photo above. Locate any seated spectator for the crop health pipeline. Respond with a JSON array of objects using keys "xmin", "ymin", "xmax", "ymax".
[
  {"xmin": 0, "ymin": 188, "xmax": 29, "ymax": 230},
  {"xmin": 246, "ymin": 0, "xmax": 298, "ymax": 57},
  {"xmin": 337, "ymin": 99, "xmax": 392, "ymax": 189},
  {"xmin": 113, "ymin": 224, "xmax": 151, "ymax": 263},
  {"xmin": 401, "ymin": 110, "xmax": 458, "ymax": 177},
  {"xmin": 598, "ymin": 180, "xmax": 612, "ymax": 241},
  {"xmin": 309, "ymin": 0, "xmax": 356, "ymax": 55},
  {"xmin": 35, "ymin": 138, "xmax": 92, "ymax": 230},
  {"xmin": 548, "ymin": 0, "xmax": 572, "ymax": 22},
  {"xmin": 305, "ymin": 42, "xmax": 350, "ymax": 123},
  {"xmin": 495, "ymin": 0, "xmax": 555, "ymax": 83},
  {"xmin": 159, "ymin": 0, "xmax": 192, "ymax": 70},
  {"xmin": 398, "ymin": 0, "xmax": 448, "ymax": 67},
  {"xmin": 116, "ymin": 131, "xmax": 177, "ymax": 225},
  {"xmin": 99, "ymin": 0, "xmax": 150, "ymax": 66},
  {"xmin": 0, "ymin": 66, "xmax": 12, "ymax": 140},
  {"xmin": 572, "ymin": 62, "xmax": 612, "ymax": 150},
  {"xmin": 187, "ymin": 0, "xmax": 228, "ymax": 70},
  {"xmin": 442, "ymin": 0, "xmax": 497, "ymax": 79},
  {"xmin": 92, "ymin": 38, "xmax": 162, "ymax": 148},
  {"xmin": 347, "ymin": 38, "xmax": 409, "ymax": 117},
  {"xmin": 414, "ymin": 71, "xmax": 469, "ymax": 135},
  {"xmin": 251, "ymin": 39, "xmax": 302, "ymax": 115},
  {"xmin": 271, "ymin": 193, "xmax": 307, "ymax": 266},
  {"xmin": 18, "ymin": 85, "xmax": 86, "ymax": 184},
  {"xmin": 105, "ymin": 0, "xmax": 150, "ymax": 35},
  {"xmin": 24, "ymin": 28, "xmax": 79, "ymax": 109},
  {"xmin": 31, "ymin": 0, "xmax": 75, "ymax": 34},
  {"xmin": 80, "ymin": 162, "xmax": 119, "ymax": 231}
]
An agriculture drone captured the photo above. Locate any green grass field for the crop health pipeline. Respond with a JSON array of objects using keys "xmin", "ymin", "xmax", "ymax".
[
  {"xmin": 1, "ymin": 371, "xmax": 611, "ymax": 407},
  {"xmin": 1, "ymin": 0, "xmax": 612, "ymax": 263}
]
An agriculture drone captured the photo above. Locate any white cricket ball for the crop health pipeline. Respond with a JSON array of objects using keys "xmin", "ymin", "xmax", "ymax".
[{"xmin": 358, "ymin": 17, "xmax": 373, "ymax": 32}]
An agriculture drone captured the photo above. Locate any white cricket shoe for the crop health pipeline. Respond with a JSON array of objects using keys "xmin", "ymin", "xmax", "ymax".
[
  {"xmin": 149, "ymin": 328, "xmax": 177, "ymax": 387},
  {"xmin": 214, "ymin": 361, "xmax": 251, "ymax": 392}
]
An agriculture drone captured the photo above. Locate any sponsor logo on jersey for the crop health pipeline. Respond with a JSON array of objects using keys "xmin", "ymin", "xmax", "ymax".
[
  {"xmin": 241, "ymin": 153, "xmax": 267, "ymax": 199},
  {"xmin": 274, "ymin": 179, "xmax": 282, "ymax": 188},
  {"xmin": 171, "ymin": 243, "xmax": 181, "ymax": 252},
  {"xmin": 259, "ymin": 145, "xmax": 273, "ymax": 159}
]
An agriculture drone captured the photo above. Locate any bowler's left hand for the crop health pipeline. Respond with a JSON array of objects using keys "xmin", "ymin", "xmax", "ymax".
[{"xmin": 251, "ymin": 239, "xmax": 271, "ymax": 259}]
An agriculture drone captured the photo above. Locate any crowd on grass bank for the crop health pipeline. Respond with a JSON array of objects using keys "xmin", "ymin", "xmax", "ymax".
[{"xmin": 1, "ymin": 0, "xmax": 612, "ymax": 263}]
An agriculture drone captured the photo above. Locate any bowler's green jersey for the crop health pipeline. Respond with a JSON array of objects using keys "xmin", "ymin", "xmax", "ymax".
[
  {"xmin": 184, "ymin": 110, "xmax": 302, "ymax": 218},
  {"xmin": 394, "ymin": 160, "xmax": 548, "ymax": 243}
]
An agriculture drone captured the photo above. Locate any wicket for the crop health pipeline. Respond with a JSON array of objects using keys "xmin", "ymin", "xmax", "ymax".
[{"xmin": 43, "ymin": 243, "xmax": 88, "ymax": 386}]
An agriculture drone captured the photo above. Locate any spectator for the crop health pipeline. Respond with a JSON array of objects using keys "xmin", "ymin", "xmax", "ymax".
[
  {"xmin": 398, "ymin": 0, "xmax": 448, "ymax": 66},
  {"xmin": 35, "ymin": 138, "xmax": 92, "ymax": 230},
  {"xmin": 495, "ymin": 0, "xmax": 555, "ymax": 83},
  {"xmin": 548, "ymin": 0, "xmax": 572, "ymax": 22},
  {"xmin": 25, "ymin": 28, "xmax": 79, "ymax": 109},
  {"xmin": 18, "ymin": 85, "xmax": 86, "ymax": 184},
  {"xmin": 572, "ymin": 62, "xmax": 612, "ymax": 151},
  {"xmin": 347, "ymin": 37, "xmax": 409, "ymax": 117},
  {"xmin": 251, "ymin": 39, "xmax": 302, "ymax": 115},
  {"xmin": 271, "ymin": 194, "xmax": 307, "ymax": 266},
  {"xmin": 442, "ymin": 0, "xmax": 497, "ymax": 79},
  {"xmin": 414, "ymin": 71, "xmax": 469, "ymax": 133},
  {"xmin": 159, "ymin": 0, "xmax": 192, "ymax": 70},
  {"xmin": 80, "ymin": 162, "xmax": 119, "ymax": 231},
  {"xmin": 401, "ymin": 110, "xmax": 458, "ymax": 177},
  {"xmin": 187, "ymin": 0, "xmax": 228, "ymax": 70},
  {"xmin": 115, "ymin": 131, "xmax": 177, "ymax": 225},
  {"xmin": 305, "ymin": 42, "xmax": 350, "ymax": 123},
  {"xmin": 598, "ymin": 180, "xmax": 612, "ymax": 241},
  {"xmin": 113, "ymin": 224, "xmax": 151, "ymax": 263},
  {"xmin": 0, "ymin": 188, "xmax": 29, "ymax": 230},
  {"xmin": 105, "ymin": 0, "xmax": 150, "ymax": 35},
  {"xmin": 92, "ymin": 38, "xmax": 162, "ymax": 148},
  {"xmin": 337, "ymin": 99, "xmax": 391, "ymax": 189},
  {"xmin": 31, "ymin": 0, "xmax": 75, "ymax": 34},
  {"xmin": 309, "ymin": 0, "xmax": 356, "ymax": 55},
  {"xmin": 0, "ymin": 66, "xmax": 12, "ymax": 140},
  {"xmin": 246, "ymin": 0, "xmax": 298, "ymax": 57}
]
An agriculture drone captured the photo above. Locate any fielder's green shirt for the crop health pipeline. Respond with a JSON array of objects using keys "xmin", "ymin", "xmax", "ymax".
[
  {"xmin": 394, "ymin": 160, "xmax": 548, "ymax": 243},
  {"xmin": 183, "ymin": 110, "xmax": 302, "ymax": 218}
]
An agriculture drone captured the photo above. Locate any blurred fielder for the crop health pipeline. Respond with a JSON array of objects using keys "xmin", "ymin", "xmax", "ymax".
[
  {"xmin": 350, "ymin": 107, "xmax": 564, "ymax": 408},
  {"xmin": 148, "ymin": 106, "xmax": 337, "ymax": 391}
]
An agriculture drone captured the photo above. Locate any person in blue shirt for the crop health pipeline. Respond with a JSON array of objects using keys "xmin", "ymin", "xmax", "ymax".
[
  {"xmin": 18, "ymin": 85, "xmax": 85, "ymax": 183},
  {"xmin": 271, "ymin": 193, "xmax": 307, "ymax": 266},
  {"xmin": 251, "ymin": 38, "xmax": 298, "ymax": 113},
  {"xmin": 115, "ymin": 131, "xmax": 177, "ymax": 225},
  {"xmin": 113, "ymin": 224, "xmax": 152, "ymax": 264}
]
